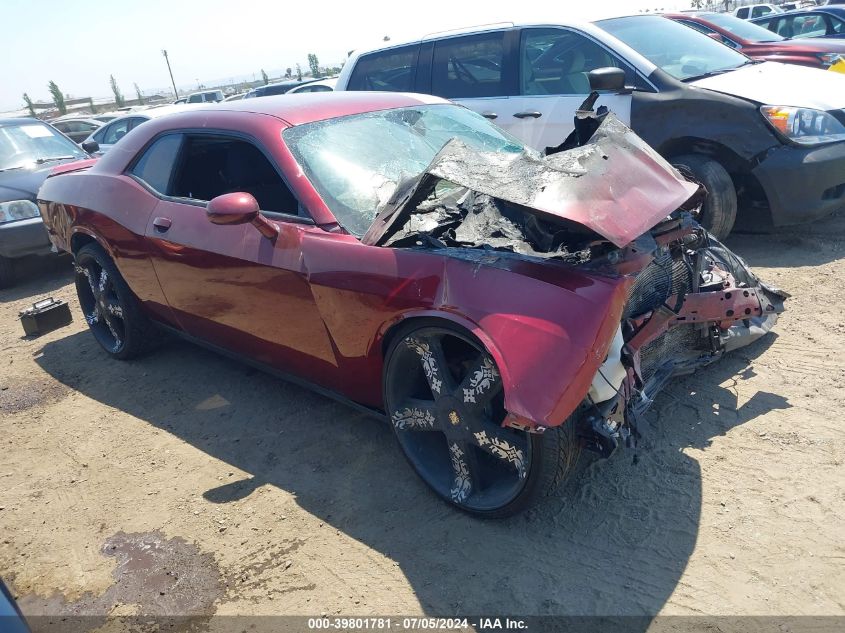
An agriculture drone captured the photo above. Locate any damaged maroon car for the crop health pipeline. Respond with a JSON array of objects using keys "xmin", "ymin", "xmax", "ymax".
[{"xmin": 37, "ymin": 93, "xmax": 786, "ymax": 517}]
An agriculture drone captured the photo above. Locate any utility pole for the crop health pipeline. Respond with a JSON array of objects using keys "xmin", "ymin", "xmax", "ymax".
[{"xmin": 162, "ymin": 49, "xmax": 179, "ymax": 98}]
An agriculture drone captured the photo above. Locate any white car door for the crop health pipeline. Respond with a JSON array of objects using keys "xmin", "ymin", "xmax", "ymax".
[
  {"xmin": 506, "ymin": 27, "xmax": 634, "ymax": 152},
  {"xmin": 427, "ymin": 31, "xmax": 518, "ymax": 138}
]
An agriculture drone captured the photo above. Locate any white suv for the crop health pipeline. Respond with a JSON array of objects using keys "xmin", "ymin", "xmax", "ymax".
[
  {"xmin": 336, "ymin": 16, "xmax": 845, "ymax": 239},
  {"xmin": 733, "ymin": 4, "xmax": 784, "ymax": 20}
]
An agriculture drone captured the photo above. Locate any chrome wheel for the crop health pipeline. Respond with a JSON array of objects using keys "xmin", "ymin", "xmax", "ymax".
[{"xmin": 75, "ymin": 259, "xmax": 126, "ymax": 354}]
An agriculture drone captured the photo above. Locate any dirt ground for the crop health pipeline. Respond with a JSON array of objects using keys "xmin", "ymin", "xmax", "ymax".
[{"xmin": 1, "ymin": 214, "xmax": 843, "ymax": 628}]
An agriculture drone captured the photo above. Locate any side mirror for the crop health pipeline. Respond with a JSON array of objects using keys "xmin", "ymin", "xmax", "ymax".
[
  {"xmin": 588, "ymin": 67, "xmax": 627, "ymax": 93},
  {"xmin": 81, "ymin": 140, "xmax": 99, "ymax": 154},
  {"xmin": 206, "ymin": 192, "xmax": 278, "ymax": 240}
]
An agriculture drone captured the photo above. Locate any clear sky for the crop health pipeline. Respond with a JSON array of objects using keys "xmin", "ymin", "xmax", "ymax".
[{"xmin": 1, "ymin": 0, "xmax": 687, "ymax": 111}]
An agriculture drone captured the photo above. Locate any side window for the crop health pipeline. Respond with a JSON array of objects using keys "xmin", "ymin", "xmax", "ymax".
[
  {"xmin": 752, "ymin": 6, "xmax": 771, "ymax": 18},
  {"xmin": 187, "ymin": 94, "xmax": 202, "ymax": 103},
  {"xmin": 169, "ymin": 135, "xmax": 300, "ymax": 215},
  {"xmin": 431, "ymin": 32, "xmax": 507, "ymax": 99},
  {"xmin": 93, "ymin": 123, "xmax": 109, "ymax": 143},
  {"xmin": 832, "ymin": 16, "xmax": 845, "ymax": 34},
  {"xmin": 736, "ymin": 8, "xmax": 749, "ymax": 19},
  {"xmin": 347, "ymin": 45, "xmax": 419, "ymax": 91},
  {"xmin": 130, "ymin": 134, "xmax": 183, "ymax": 194},
  {"xmin": 520, "ymin": 28, "xmax": 631, "ymax": 96},
  {"xmin": 677, "ymin": 19, "xmax": 717, "ymax": 35},
  {"xmin": 103, "ymin": 119, "xmax": 132, "ymax": 144}
]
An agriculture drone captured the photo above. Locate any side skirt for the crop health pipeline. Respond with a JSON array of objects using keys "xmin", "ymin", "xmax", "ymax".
[{"xmin": 153, "ymin": 322, "xmax": 388, "ymax": 424}]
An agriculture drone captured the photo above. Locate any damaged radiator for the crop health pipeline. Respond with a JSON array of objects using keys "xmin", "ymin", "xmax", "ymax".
[{"xmin": 624, "ymin": 249, "xmax": 691, "ymax": 319}]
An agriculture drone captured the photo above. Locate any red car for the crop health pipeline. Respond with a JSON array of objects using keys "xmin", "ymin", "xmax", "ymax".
[
  {"xmin": 667, "ymin": 11, "xmax": 845, "ymax": 68},
  {"xmin": 36, "ymin": 93, "xmax": 786, "ymax": 517}
]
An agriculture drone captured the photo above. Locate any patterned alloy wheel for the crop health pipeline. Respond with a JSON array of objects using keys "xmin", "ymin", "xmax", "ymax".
[
  {"xmin": 385, "ymin": 326, "xmax": 532, "ymax": 514},
  {"xmin": 75, "ymin": 258, "xmax": 127, "ymax": 355}
]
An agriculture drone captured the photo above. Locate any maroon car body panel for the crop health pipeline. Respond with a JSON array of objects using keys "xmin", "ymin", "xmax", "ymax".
[
  {"xmin": 667, "ymin": 12, "xmax": 845, "ymax": 67},
  {"xmin": 37, "ymin": 94, "xmax": 642, "ymax": 428}
]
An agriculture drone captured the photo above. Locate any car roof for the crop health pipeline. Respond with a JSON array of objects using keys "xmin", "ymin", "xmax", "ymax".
[
  {"xmin": 342, "ymin": 19, "xmax": 658, "ymax": 79},
  {"xmin": 768, "ymin": 6, "xmax": 845, "ymax": 15},
  {"xmin": 189, "ymin": 91, "xmax": 447, "ymax": 126}
]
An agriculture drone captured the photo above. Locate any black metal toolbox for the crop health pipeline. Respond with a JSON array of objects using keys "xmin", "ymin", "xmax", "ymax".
[{"xmin": 19, "ymin": 297, "xmax": 72, "ymax": 337}]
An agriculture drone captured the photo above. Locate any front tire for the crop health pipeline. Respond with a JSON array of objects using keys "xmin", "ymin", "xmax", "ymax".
[
  {"xmin": 383, "ymin": 322, "xmax": 580, "ymax": 518},
  {"xmin": 74, "ymin": 243, "xmax": 150, "ymax": 359},
  {"xmin": 672, "ymin": 154, "xmax": 737, "ymax": 240}
]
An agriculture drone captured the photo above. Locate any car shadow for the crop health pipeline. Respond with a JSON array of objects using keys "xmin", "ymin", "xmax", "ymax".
[
  {"xmin": 728, "ymin": 209, "xmax": 845, "ymax": 268},
  {"xmin": 34, "ymin": 329, "xmax": 786, "ymax": 621},
  {"xmin": 0, "ymin": 255, "xmax": 73, "ymax": 304}
]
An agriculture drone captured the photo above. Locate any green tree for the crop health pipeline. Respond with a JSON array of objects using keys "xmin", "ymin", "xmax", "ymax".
[
  {"xmin": 307, "ymin": 53, "xmax": 321, "ymax": 78},
  {"xmin": 47, "ymin": 80, "xmax": 67, "ymax": 115},
  {"xmin": 261, "ymin": 69, "xmax": 269, "ymax": 85},
  {"xmin": 22, "ymin": 93, "xmax": 36, "ymax": 117},
  {"xmin": 285, "ymin": 67, "xmax": 292, "ymax": 79},
  {"xmin": 88, "ymin": 97, "xmax": 98, "ymax": 114},
  {"xmin": 134, "ymin": 82, "xmax": 144, "ymax": 105},
  {"xmin": 691, "ymin": 0, "xmax": 703, "ymax": 7},
  {"xmin": 110, "ymin": 74, "xmax": 125, "ymax": 108},
  {"xmin": 296, "ymin": 63, "xmax": 302, "ymax": 81}
]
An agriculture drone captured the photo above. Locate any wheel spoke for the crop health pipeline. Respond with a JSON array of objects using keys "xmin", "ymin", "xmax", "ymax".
[
  {"xmin": 471, "ymin": 427, "xmax": 527, "ymax": 479},
  {"xmin": 100, "ymin": 311, "xmax": 123, "ymax": 350},
  {"xmin": 97, "ymin": 269, "xmax": 109, "ymax": 295},
  {"xmin": 390, "ymin": 398, "xmax": 438, "ymax": 431},
  {"xmin": 459, "ymin": 352, "xmax": 501, "ymax": 409},
  {"xmin": 84, "ymin": 307, "xmax": 100, "ymax": 325},
  {"xmin": 104, "ymin": 298, "xmax": 124, "ymax": 320},
  {"xmin": 448, "ymin": 442, "xmax": 473, "ymax": 503},
  {"xmin": 77, "ymin": 262, "xmax": 100, "ymax": 299},
  {"xmin": 404, "ymin": 335, "xmax": 456, "ymax": 397}
]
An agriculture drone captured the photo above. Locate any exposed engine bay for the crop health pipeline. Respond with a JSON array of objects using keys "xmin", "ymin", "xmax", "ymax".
[{"xmin": 364, "ymin": 95, "xmax": 788, "ymax": 456}]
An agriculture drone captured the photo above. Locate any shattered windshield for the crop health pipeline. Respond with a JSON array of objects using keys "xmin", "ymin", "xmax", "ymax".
[
  {"xmin": 283, "ymin": 104, "xmax": 528, "ymax": 236},
  {"xmin": 0, "ymin": 122, "xmax": 86, "ymax": 172}
]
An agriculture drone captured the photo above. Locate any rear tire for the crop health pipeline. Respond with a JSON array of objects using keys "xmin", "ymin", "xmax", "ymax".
[
  {"xmin": 0, "ymin": 256, "xmax": 14, "ymax": 289},
  {"xmin": 383, "ymin": 320, "xmax": 581, "ymax": 518},
  {"xmin": 74, "ymin": 243, "xmax": 151, "ymax": 360},
  {"xmin": 672, "ymin": 154, "xmax": 737, "ymax": 240}
]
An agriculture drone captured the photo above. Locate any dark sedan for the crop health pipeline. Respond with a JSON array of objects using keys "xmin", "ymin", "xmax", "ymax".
[
  {"xmin": 752, "ymin": 6, "xmax": 845, "ymax": 39},
  {"xmin": 51, "ymin": 117, "xmax": 103, "ymax": 143},
  {"xmin": 667, "ymin": 11, "xmax": 845, "ymax": 68},
  {"xmin": 0, "ymin": 118, "xmax": 88, "ymax": 287}
]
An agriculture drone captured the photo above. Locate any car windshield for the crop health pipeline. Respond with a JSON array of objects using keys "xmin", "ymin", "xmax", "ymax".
[
  {"xmin": 284, "ymin": 104, "xmax": 528, "ymax": 236},
  {"xmin": 597, "ymin": 15, "xmax": 751, "ymax": 81},
  {"xmin": 0, "ymin": 122, "xmax": 87, "ymax": 172},
  {"xmin": 702, "ymin": 12, "xmax": 786, "ymax": 41}
]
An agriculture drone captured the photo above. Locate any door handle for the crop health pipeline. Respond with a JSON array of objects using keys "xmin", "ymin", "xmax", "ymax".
[
  {"xmin": 152, "ymin": 217, "xmax": 172, "ymax": 232},
  {"xmin": 481, "ymin": 111, "xmax": 498, "ymax": 120},
  {"xmin": 513, "ymin": 110, "xmax": 542, "ymax": 119}
]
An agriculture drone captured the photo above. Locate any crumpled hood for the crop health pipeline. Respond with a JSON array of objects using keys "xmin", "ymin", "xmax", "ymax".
[
  {"xmin": 364, "ymin": 114, "xmax": 699, "ymax": 249},
  {"xmin": 691, "ymin": 61, "xmax": 845, "ymax": 110}
]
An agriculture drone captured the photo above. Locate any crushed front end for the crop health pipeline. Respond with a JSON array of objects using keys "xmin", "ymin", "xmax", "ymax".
[
  {"xmin": 364, "ymin": 101, "xmax": 787, "ymax": 454},
  {"xmin": 578, "ymin": 215, "xmax": 787, "ymax": 456}
]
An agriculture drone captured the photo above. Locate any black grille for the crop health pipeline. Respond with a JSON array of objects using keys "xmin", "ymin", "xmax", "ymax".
[{"xmin": 624, "ymin": 251, "xmax": 691, "ymax": 318}]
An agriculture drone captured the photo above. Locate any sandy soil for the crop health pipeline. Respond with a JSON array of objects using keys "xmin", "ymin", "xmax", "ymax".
[{"xmin": 0, "ymin": 215, "xmax": 843, "ymax": 628}]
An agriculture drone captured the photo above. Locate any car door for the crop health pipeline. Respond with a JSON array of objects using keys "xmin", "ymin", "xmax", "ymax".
[
  {"xmin": 140, "ymin": 131, "xmax": 338, "ymax": 381},
  {"xmin": 426, "ymin": 31, "xmax": 522, "ymax": 138},
  {"xmin": 506, "ymin": 27, "xmax": 635, "ymax": 152}
]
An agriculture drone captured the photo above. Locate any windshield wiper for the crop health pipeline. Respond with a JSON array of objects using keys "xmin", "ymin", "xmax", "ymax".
[
  {"xmin": 682, "ymin": 66, "xmax": 741, "ymax": 82},
  {"xmin": 35, "ymin": 156, "xmax": 78, "ymax": 164},
  {"xmin": 0, "ymin": 165, "xmax": 26, "ymax": 173}
]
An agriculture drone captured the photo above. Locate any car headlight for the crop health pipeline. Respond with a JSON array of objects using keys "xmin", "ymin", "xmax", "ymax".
[
  {"xmin": 760, "ymin": 106, "xmax": 845, "ymax": 146},
  {"xmin": 0, "ymin": 200, "xmax": 40, "ymax": 224},
  {"xmin": 819, "ymin": 53, "xmax": 844, "ymax": 68}
]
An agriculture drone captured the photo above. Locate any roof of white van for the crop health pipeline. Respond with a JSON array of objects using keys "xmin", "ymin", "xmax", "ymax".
[{"xmin": 340, "ymin": 17, "xmax": 658, "ymax": 80}]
